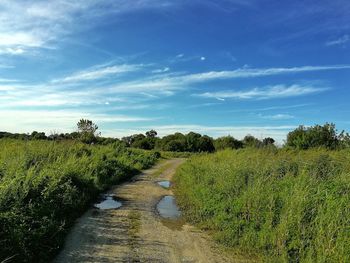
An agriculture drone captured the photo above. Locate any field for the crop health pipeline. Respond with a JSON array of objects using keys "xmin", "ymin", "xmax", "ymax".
[
  {"xmin": 174, "ymin": 148, "xmax": 350, "ymax": 262},
  {"xmin": 0, "ymin": 139, "xmax": 159, "ymax": 262}
]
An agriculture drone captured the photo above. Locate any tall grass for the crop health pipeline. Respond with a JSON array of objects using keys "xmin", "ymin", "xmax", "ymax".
[
  {"xmin": 0, "ymin": 139, "xmax": 159, "ymax": 262},
  {"xmin": 174, "ymin": 148, "xmax": 350, "ymax": 262}
]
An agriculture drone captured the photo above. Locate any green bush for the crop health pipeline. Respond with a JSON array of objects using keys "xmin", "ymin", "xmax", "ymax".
[
  {"xmin": 0, "ymin": 139, "xmax": 159, "ymax": 262},
  {"xmin": 174, "ymin": 149, "xmax": 350, "ymax": 262}
]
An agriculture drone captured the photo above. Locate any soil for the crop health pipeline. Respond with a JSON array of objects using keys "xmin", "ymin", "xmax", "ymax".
[{"xmin": 54, "ymin": 159, "xmax": 255, "ymax": 263}]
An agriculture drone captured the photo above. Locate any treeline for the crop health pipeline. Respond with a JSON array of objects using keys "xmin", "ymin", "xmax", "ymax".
[
  {"xmin": 2, "ymin": 121, "xmax": 350, "ymax": 152},
  {"xmin": 119, "ymin": 123, "xmax": 350, "ymax": 152}
]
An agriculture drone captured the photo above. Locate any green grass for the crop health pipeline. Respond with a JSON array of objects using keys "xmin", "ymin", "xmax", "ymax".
[
  {"xmin": 0, "ymin": 139, "xmax": 160, "ymax": 262},
  {"xmin": 174, "ymin": 148, "xmax": 350, "ymax": 262}
]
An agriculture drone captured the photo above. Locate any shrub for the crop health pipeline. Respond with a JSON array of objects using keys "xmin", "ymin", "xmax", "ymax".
[{"xmin": 0, "ymin": 139, "xmax": 159, "ymax": 262}]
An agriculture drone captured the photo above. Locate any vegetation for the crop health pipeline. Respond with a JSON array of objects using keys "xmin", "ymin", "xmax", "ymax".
[
  {"xmin": 286, "ymin": 123, "xmax": 350, "ymax": 150},
  {"xmin": 0, "ymin": 139, "xmax": 160, "ymax": 262},
  {"xmin": 174, "ymin": 148, "xmax": 350, "ymax": 262},
  {"xmin": 76, "ymin": 119, "xmax": 100, "ymax": 144},
  {"xmin": 2, "ymin": 121, "xmax": 350, "ymax": 262}
]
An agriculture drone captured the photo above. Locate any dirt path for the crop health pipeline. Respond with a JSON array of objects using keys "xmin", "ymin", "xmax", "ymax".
[{"xmin": 54, "ymin": 159, "xmax": 252, "ymax": 263}]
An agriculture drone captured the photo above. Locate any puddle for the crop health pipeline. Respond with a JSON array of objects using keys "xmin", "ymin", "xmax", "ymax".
[
  {"xmin": 157, "ymin": 180, "xmax": 171, "ymax": 189},
  {"xmin": 94, "ymin": 194, "xmax": 122, "ymax": 210},
  {"xmin": 156, "ymin": 195, "xmax": 181, "ymax": 219}
]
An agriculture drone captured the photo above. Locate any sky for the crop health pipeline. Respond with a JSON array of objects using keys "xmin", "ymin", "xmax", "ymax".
[{"xmin": 0, "ymin": 0, "xmax": 349, "ymax": 142}]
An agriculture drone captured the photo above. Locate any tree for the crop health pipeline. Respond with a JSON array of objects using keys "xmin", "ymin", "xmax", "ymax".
[
  {"xmin": 146, "ymin": 130, "xmax": 157, "ymax": 138},
  {"xmin": 286, "ymin": 123, "xmax": 339, "ymax": 149},
  {"xmin": 77, "ymin": 119, "xmax": 100, "ymax": 144},
  {"xmin": 243, "ymin": 135, "xmax": 262, "ymax": 148},
  {"xmin": 31, "ymin": 131, "xmax": 47, "ymax": 140},
  {"xmin": 197, "ymin": 135, "xmax": 215, "ymax": 152},
  {"xmin": 262, "ymin": 137, "xmax": 275, "ymax": 146},
  {"xmin": 214, "ymin": 136, "xmax": 243, "ymax": 150},
  {"xmin": 185, "ymin": 132, "xmax": 202, "ymax": 152}
]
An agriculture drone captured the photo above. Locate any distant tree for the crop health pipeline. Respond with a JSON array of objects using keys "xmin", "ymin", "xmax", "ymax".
[
  {"xmin": 164, "ymin": 139, "xmax": 186, "ymax": 152},
  {"xmin": 146, "ymin": 130, "xmax": 157, "ymax": 138},
  {"xmin": 262, "ymin": 137, "xmax": 275, "ymax": 146},
  {"xmin": 197, "ymin": 135, "xmax": 215, "ymax": 152},
  {"xmin": 339, "ymin": 131, "xmax": 350, "ymax": 148},
  {"xmin": 243, "ymin": 135, "xmax": 262, "ymax": 148},
  {"xmin": 185, "ymin": 132, "xmax": 202, "ymax": 152},
  {"xmin": 158, "ymin": 133, "xmax": 187, "ymax": 152},
  {"xmin": 214, "ymin": 136, "xmax": 243, "ymax": 151},
  {"xmin": 77, "ymin": 119, "xmax": 100, "ymax": 144},
  {"xmin": 132, "ymin": 138, "xmax": 153, "ymax": 150},
  {"xmin": 286, "ymin": 123, "xmax": 339, "ymax": 149},
  {"xmin": 31, "ymin": 131, "xmax": 47, "ymax": 140}
]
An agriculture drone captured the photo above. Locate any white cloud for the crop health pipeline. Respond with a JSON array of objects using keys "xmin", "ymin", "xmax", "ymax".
[
  {"xmin": 0, "ymin": 78, "xmax": 19, "ymax": 83},
  {"xmin": 52, "ymin": 64, "xmax": 143, "ymax": 83},
  {"xmin": 0, "ymin": 64, "xmax": 346, "ymax": 110},
  {"xmin": 106, "ymin": 64, "xmax": 349, "ymax": 96},
  {"xmin": 326, "ymin": 35, "xmax": 349, "ymax": 46},
  {"xmin": 0, "ymin": 0, "xmax": 178, "ymax": 55},
  {"xmin": 259, "ymin": 114, "xmax": 295, "ymax": 120},
  {"xmin": 196, "ymin": 85, "xmax": 327, "ymax": 100},
  {"xmin": 0, "ymin": 47, "xmax": 26, "ymax": 55},
  {"xmin": 0, "ymin": 64, "xmax": 15, "ymax": 69},
  {"xmin": 181, "ymin": 65, "xmax": 350, "ymax": 83},
  {"xmin": 152, "ymin": 67, "xmax": 170, "ymax": 73},
  {"xmin": 0, "ymin": 32, "xmax": 44, "ymax": 48}
]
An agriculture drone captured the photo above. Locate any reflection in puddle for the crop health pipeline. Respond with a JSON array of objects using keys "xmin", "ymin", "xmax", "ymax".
[
  {"xmin": 156, "ymin": 195, "xmax": 181, "ymax": 219},
  {"xmin": 158, "ymin": 180, "xmax": 171, "ymax": 189},
  {"xmin": 94, "ymin": 194, "xmax": 122, "ymax": 210}
]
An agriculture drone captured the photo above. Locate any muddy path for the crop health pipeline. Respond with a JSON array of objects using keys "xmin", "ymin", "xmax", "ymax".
[{"xmin": 54, "ymin": 159, "xmax": 253, "ymax": 263}]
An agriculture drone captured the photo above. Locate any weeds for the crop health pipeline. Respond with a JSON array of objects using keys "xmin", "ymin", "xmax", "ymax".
[
  {"xmin": 0, "ymin": 139, "xmax": 159, "ymax": 262},
  {"xmin": 174, "ymin": 148, "xmax": 350, "ymax": 262}
]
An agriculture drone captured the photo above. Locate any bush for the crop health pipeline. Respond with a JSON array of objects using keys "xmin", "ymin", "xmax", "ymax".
[{"xmin": 0, "ymin": 139, "xmax": 159, "ymax": 262}]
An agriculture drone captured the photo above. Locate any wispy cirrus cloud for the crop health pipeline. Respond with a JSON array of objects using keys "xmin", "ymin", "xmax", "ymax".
[
  {"xmin": 52, "ymin": 63, "xmax": 143, "ymax": 83},
  {"xmin": 0, "ymin": 63, "xmax": 346, "ymax": 110},
  {"xmin": 0, "ymin": 0, "xmax": 179, "ymax": 55},
  {"xmin": 259, "ymin": 113, "xmax": 295, "ymax": 120},
  {"xmin": 180, "ymin": 65, "xmax": 350, "ymax": 83},
  {"xmin": 196, "ymin": 85, "xmax": 327, "ymax": 100},
  {"xmin": 326, "ymin": 35, "xmax": 349, "ymax": 47},
  {"xmin": 106, "ymin": 64, "xmax": 350, "ymax": 96},
  {"xmin": 152, "ymin": 67, "xmax": 170, "ymax": 74}
]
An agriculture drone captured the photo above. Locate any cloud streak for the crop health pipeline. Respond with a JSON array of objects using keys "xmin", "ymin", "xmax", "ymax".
[
  {"xmin": 326, "ymin": 35, "xmax": 349, "ymax": 46},
  {"xmin": 180, "ymin": 65, "xmax": 350, "ymax": 83},
  {"xmin": 52, "ymin": 64, "xmax": 143, "ymax": 83},
  {"xmin": 196, "ymin": 85, "xmax": 327, "ymax": 100},
  {"xmin": 259, "ymin": 114, "xmax": 295, "ymax": 120}
]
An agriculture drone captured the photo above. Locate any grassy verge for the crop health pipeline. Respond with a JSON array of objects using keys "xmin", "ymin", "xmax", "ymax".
[
  {"xmin": 0, "ymin": 139, "xmax": 159, "ymax": 262},
  {"xmin": 174, "ymin": 148, "xmax": 350, "ymax": 262}
]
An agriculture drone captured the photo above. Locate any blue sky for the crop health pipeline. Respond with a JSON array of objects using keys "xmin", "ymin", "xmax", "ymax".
[{"xmin": 0, "ymin": 0, "xmax": 349, "ymax": 142}]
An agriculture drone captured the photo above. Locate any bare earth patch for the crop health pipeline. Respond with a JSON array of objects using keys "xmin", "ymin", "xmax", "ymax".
[{"xmin": 54, "ymin": 159, "xmax": 255, "ymax": 263}]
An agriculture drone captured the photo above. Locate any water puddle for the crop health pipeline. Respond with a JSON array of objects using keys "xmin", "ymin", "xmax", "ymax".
[
  {"xmin": 156, "ymin": 195, "xmax": 181, "ymax": 219},
  {"xmin": 157, "ymin": 180, "xmax": 171, "ymax": 189},
  {"xmin": 94, "ymin": 194, "xmax": 123, "ymax": 210}
]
